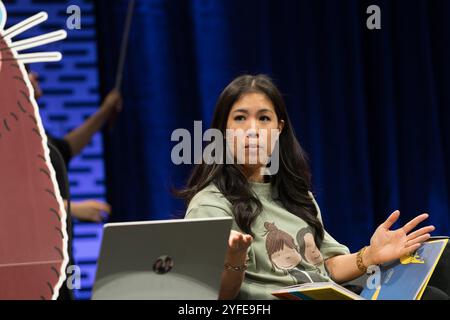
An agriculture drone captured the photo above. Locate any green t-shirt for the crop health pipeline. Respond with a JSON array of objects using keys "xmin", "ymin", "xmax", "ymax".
[{"xmin": 185, "ymin": 182, "xmax": 350, "ymax": 300}]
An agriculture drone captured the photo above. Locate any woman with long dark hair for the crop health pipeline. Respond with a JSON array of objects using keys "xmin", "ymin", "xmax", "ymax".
[{"xmin": 180, "ymin": 74, "xmax": 434, "ymax": 300}]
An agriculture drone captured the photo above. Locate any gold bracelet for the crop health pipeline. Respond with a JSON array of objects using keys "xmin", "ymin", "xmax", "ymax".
[
  {"xmin": 356, "ymin": 246, "xmax": 368, "ymax": 273},
  {"xmin": 224, "ymin": 262, "xmax": 248, "ymax": 272}
]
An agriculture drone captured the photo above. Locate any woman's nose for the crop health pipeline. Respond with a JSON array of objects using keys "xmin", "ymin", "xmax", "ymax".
[{"xmin": 246, "ymin": 120, "xmax": 259, "ymax": 138}]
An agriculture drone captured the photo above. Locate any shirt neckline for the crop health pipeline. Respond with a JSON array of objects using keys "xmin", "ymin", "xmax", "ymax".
[{"xmin": 249, "ymin": 181, "xmax": 272, "ymax": 198}]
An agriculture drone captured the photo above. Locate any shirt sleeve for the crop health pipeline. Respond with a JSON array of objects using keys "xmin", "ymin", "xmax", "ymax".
[
  {"xmin": 46, "ymin": 134, "xmax": 73, "ymax": 166},
  {"xmin": 186, "ymin": 204, "xmax": 232, "ymax": 220},
  {"xmin": 308, "ymin": 191, "xmax": 351, "ymax": 259},
  {"xmin": 185, "ymin": 186, "xmax": 243, "ymax": 233}
]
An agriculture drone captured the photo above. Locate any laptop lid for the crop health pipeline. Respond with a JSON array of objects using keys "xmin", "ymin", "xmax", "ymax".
[{"xmin": 92, "ymin": 217, "xmax": 232, "ymax": 300}]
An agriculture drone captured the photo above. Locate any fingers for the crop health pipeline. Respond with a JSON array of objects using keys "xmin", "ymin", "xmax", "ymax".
[
  {"xmin": 382, "ymin": 210, "xmax": 400, "ymax": 229},
  {"xmin": 401, "ymin": 243, "xmax": 422, "ymax": 256},
  {"xmin": 97, "ymin": 202, "xmax": 112, "ymax": 215},
  {"xmin": 242, "ymin": 234, "xmax": 253, "ymax": 246},
  {"xmin": 406, "ymin": 225, "xmax": 435, "ymax": 241},
  {"xmin": 401, "ymin": 233, "xmax": 431, "ymax": 257},
  {"xmin": 87, "ymin": 208, "xmax": 104, "ymax": 223},
  {"xmin": 402, "ymin": 213, "xmax": 429, "ymax": 234},
  {"xmin": 96, "ymin": 204, "xmax": 111, "ymax": 222},
  {"xmin": 406, "ymin": 233, "xmax": 431, "ymax": 247},
  {"xmin": 91, "ymin": 213, "xmax": 103, "ymax": 223},
  {"xmin": 88, "ymin": 200, "xmax": 111, "ymax": 215},
  {"xmin": 83, "ymin": 200, "xmax": 111, "ymax": 222},
  {"xmin": 228, "ymin": 231, "xmax": 253, "ymax": 250},
  {"xmin": 228, "ymin": 231, "xmax": 241, "ymax": 247}
]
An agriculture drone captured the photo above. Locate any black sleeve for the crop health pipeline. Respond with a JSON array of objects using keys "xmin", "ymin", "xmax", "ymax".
[{"xmin": 46, "ymin": 135, "xmax": 73, "ymax": 167}]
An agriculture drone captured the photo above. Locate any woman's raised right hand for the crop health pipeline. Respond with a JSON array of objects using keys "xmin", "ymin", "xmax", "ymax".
[{"xmin": 227, "ymin": 230, "xmax": 253, "ymax": 257}]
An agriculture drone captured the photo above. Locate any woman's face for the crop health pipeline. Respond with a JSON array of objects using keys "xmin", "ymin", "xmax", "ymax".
[{"xmin": 226, "ymin": 92, "xmax": 284, "ymax": 167}]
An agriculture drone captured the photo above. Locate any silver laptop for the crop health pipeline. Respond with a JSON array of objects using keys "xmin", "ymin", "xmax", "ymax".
[{"xmin": 92, "ymin": 217, "xmax": 233, "ymax": 300}]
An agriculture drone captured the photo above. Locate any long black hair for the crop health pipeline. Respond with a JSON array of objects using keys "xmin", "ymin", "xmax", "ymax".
[{"xmin": 178, "ymin": 75, "xmax": 324, "ymax": 247}]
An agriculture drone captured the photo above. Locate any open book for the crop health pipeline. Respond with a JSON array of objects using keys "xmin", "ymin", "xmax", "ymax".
[
  {"xmin": 272, "ymin": 281, "xmax": 364, "ymax": 300},
  {"xmin": 272, "ymin": 237, "xmax": 449, "ymax": 300}
]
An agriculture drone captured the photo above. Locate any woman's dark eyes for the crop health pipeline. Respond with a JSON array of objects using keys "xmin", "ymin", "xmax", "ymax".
[{"xmin": 234, "ymin": 115, "xmax": 271, "ymax": 122}]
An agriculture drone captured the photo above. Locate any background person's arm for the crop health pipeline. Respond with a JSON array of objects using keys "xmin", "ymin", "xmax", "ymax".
[
  {"xmin": 63, "ymin": 199, "xmax": 111, "ymax": 223},
  {"xmin": 64, "ymin": 89, "xmax": 122, "ymax": 156}
]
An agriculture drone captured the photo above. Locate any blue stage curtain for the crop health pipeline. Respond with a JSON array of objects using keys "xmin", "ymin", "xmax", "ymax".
[{"xmin": 95, "ymin": 0, "xmax": 450, "ymax": 251}]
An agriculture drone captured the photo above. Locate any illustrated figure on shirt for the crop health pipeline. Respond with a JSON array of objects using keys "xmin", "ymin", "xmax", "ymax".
[
  {"xmin": 296, "ymin": 226, "xmax": 329, "ymax": 277},
  {"xmin": 263, "ymin": 222, "xmax": 323, "ymax": 283}
]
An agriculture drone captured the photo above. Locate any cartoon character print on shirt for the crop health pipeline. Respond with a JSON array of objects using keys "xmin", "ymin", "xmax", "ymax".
[
  {"xmin": 296, "ymin": 226, "xmax": 329, "ymax": 278},
  {"xmin": 263, "ymin": 222, "xmax": 323, "ymax": 284}
]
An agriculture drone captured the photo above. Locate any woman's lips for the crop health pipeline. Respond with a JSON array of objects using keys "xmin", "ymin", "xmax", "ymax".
[{"xmin": 245, "ymin": 143, "xmax": 260, "ymax": 149}]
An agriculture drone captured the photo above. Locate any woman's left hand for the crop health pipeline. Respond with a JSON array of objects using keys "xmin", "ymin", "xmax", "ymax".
[{"xmin": 364, "ymin": 210, "xmax": 435, "ymax": 266}]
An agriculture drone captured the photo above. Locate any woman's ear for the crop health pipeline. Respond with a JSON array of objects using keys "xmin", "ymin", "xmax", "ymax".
[{"xmin": 278, "ymin": 120, "xmax": 285, "ymax": 133}]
